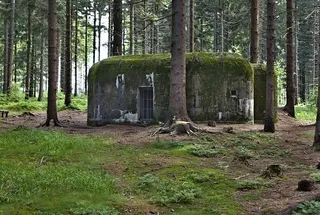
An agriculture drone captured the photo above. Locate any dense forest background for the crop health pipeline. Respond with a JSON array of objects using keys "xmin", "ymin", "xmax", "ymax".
[{"xmin": 0, "ymin": 0, "xmax": 318, "ymax": 107}]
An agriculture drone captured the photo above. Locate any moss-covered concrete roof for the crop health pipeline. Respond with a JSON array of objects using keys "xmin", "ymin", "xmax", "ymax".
[{"xmin": 89, "ymin": 52, "xmax": 254, "ymax": 83}]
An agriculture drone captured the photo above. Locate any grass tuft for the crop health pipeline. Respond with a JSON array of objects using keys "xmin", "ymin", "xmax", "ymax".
[
  {"xmin": 188, "ymin": 144, "xmax": 226, "ymax": 157},
  {"xmin": 0, "ymin": 129, "xmax": 119, "ymax": 214}
]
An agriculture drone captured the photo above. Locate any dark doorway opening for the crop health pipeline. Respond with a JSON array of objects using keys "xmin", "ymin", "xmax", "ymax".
[{"xmin": 139, "ymin": 87, "xmax": 153, "ymax": 121}]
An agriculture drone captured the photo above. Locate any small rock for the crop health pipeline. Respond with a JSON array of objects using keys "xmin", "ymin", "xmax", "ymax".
[
  {"xmin": 207, "ymin": 120, "xmax": 216, "ymax": 127},
  {"xmin": 223, "ymin": 127, "xmax": 234, "ymax": 134}
]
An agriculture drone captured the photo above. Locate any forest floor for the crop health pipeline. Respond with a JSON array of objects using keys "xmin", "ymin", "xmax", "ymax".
[{"xmin": 1, "ymin": 109, "xmax": 320, "ymax": 214}]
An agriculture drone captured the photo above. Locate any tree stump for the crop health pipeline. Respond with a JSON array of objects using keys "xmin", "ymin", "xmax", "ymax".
[
  {"xmin": 1, "ymin": 110, "xmax": 9, "ymax": 118},
  {"xmin": 297, "ymin": 179, "xmax": 316, "ymax": 191},
  {"xmin": 261, "ymin": 164, "xmax": 283, "ymax": 179}
]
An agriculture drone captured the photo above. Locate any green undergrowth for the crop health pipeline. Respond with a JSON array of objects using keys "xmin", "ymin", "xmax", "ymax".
[
  {"xmin": 0, "ymin": 128, "xmax": 120, "ymax": 214},
  {"xmin": 0, "ymin": 127, "xmax": 291, "ymax": 214},
  {"xmin": 296, "ymin": 105, "xmax": 316, "ymax": 121},
  {"xmin": 293, "ymin": 200, "xmax": 320, "ymax": 215},
  {"xmin": 0, "ymin": 92, "xmax": 87, "ymax": 113}
]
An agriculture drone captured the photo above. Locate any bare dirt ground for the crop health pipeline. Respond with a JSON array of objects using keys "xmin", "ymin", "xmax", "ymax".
[{"xmin": 1, "ymin": 110, "xmax": 320, "ymax": 214}]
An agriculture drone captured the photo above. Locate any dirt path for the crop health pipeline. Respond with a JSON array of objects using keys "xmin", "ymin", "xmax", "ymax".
[{"xmin": 1, "ymin": 110, "xmax": 320, "ymax": 214}]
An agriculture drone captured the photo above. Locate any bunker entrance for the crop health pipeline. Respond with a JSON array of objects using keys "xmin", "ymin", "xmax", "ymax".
[{"xmin": 139, "ymin": 87, "xmax": 153, "ymax": 121}]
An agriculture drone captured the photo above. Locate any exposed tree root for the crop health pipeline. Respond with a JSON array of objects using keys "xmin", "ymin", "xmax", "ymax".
[
  {"xmin": 152, "ymin": 116, "xmax": 221, "ymax": 136},
  {"xmin": 152, "ymin": 120, "xmax": 199, "ymax": 136},
  {"xmin": 282, "ymin": 106, "xmax": 295, "ymax": 118},
  {"xmin": 41, "ymin": 119, "xmax": 63, "ymax": 127}
]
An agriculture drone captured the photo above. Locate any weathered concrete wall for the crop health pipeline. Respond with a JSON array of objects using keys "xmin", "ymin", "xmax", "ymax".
[
  {"xmin": 186, "ymin": 55, "xmax": 254, "ymax": 122},
  {"xmin": 88, "ymin": 53, "xmax": 254, "ymax": 126},
  {"xmin": 252, "ymin": 64, "xmax": 278, "ymax": 123}
]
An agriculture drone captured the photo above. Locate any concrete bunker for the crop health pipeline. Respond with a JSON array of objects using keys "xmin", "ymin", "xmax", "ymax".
[{"xmin": 87, "ymin": 53, "xmax": 254, "ymax": 126}]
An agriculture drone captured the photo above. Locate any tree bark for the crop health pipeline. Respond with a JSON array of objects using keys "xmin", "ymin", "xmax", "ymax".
[
  {"xmin": 38, "ymin": 34, "xmax": 44, "ymax": 102},
  {"xmin": 264, "ymin": 0, "xmax": 276, "ymax": 133},
  {"xmin": 220, "ymin": 0, "xmax": 224, "ymax": 52},
  {"xmin": 284, "ymin": 0, "xmax": 295, "ymax": 117},
  {"xmin": 108, "ymin": 3, "xmax": 112, "ymax": 57},
  {"xmin": 93, "ymin": 2, "xmax": 97, "ymax": 61},
  {"xmin": 84, "ymin": 7, "xmax": 88, "ymax": 95},
  {"xmin": 25, "ymin": 2, "xmax": 32, "ymax": 100},
  {"xmin": 45, "ymin": 0, "xmax": 60, "ymax": 126},
  {"xmin": 129, "ymin": 0, "xmax": 134, "ymax": 55},
  {"xmin": 133, "ymin": 3, "xmax": 138, "ymax": 54},
  {"xmin": 250, "ymin": 0, "xmax": 259, "ymax": 63},
  {"xmin": 3, "ymin": 21, "xmax": 8, "ymax": 94},
  {"xmin": 164, "ymin": 0, "xmax": 190, "ymax": 127},
  {"xmin": 113, "ymin": 0, "xmax": 122, "ymax": 56},
  {"xmin": 64, "ymin": 0, "xmax": 72, "ymax": 106},
  {"xmin": 189, "ymin": 0, "xmax": 194, "ymax": 52},
  {"xmin": 314, "ymin": 5, "xmax": 320, "ymax": 149},
  {"xmin": 6, "ymin": 0, "xmax": 15, "ymax": 96},
  {"xmin": 74, "ymin": 0, "xmax": 78, "ymax": 97},
  {"xmin": 200, "ymin": 18, "xmax": 203, "ymax": 52},
  {"xmin": 14, "ymin": 41, "xmax": 17, "ymax": 83},
  {"xmin": 32, "ymin": 36, "xmax": 37, "ymax": 98},
  {"xmin": 214, "ymin": 11, "xmax": 218, "ymax": 52},
  {"xmin": 98, "ymin": 4, "xmax": 101, "ymax": 61},
  {"xmin": 142, "ymin": 0, "xmax": 146, "ymax": 54},
  {"xmin": 294, "ymin": 0, "xmax": 299, "ymax": 104},
  {"xmin": 60, "ymin": 32, "xmax": 65, "ymax": 92},
  {"xmin": 29, "ymin": 35, "xmax": 35, "ymax": 98}
]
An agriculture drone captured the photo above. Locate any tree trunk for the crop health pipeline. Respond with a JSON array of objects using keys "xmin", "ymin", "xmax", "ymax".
[
  {"xmin": 98, "ymin": 5, "xmax": 101, "ymax": 61},
  {"xmin": 258, "ymin": 0, "xmax": 267, "ymax": 62},
  {"xmin": 45, "ymin": 0, "xmax": 60, "ymax": 126},
  {"xmin": 284, "ymin": 0, "xmax": 295, "ymax": 117},
  {"xmin": 294, "ymin": 0, "xmax": 299, "ymax": 104},
  {"xmin": 129, "ymin": 0, "xmax": 134, "ymax": 55},
  {"xmin": 200, "ymin": 18, "xmax": 203, "ymax": 52},
  {"xmin": 156, "ymin": 20, "xmax": 160, "ymax": 53},
  {"xmin": 113, "ymin": 0, "xmax": 122, "ymax": 56},
  {"xmin": 314, "ymin": 5, "xmax": 320, "ymax": 149},
  {"xmin": 164, "ymin": 0, "xmax": 190, "ymax": 127},
  {"xmin": 108, "ymin": 3, "xmax": 112, "ymax": 57},
  {"xmin": 214, "ymin": 11, "xmax": 218, "ymax": 52},
  {"xmin": 74, "ymin": 0, "xmax": 78, "ymax": 97},
  {"xmin": 220, "ymin": 0, "xmax": 224, "ymax": 52},
  {"xmin": 32, "ymin": 37, "xmax": 37, "ymax": 98},
  {"xmin": 6, "ymin": 0, "xmax": 15, "ymax": 96},
  {"xmin": 14, "ymin": 41, "xmax": 17, "ymax": 83},
  {"xmin": 189, "ymin": 0, "xmax": 194, "ymax": 52},
  {"xmin": 3, "ymin": 21, "xmax": 8, "ymax": 94},
  {"xmin": 123, "ymin": 8, "xmax": 126, "ymax": 55},
  {"xmin": 29, "ymin": 35, "xmax": 35, "ymax": 98},
  {"xmin": 142, "ymin": 0, "xmax": 146, "ymax": 54},
  {"xmin": 38, "ymin": 34, "xmax": 44, "ymax": 102},
  {"xmin": 250, "ymin": 0, "xmax": 259, "ymax": 63},
  {"xmin": 65, "ymin": 0, "xmax": 72, "ymax": 106},
  {"xmin": 93, "ymin": 2, "xmax": 97, "ymax": 61},
  {"xmin": 84, "ymin": 7, "xmax": 88, "ymax": 95},
  {"xmin": 25, "ymin": 2, "xmax": 32, "ymax": 100},
  {"xmin": 264, "ymin": 0, "xmax": 276, "ymax": 133},
  {"xmin": 60, "ymin": 32, "xmax": 65, "ymax": 92},
  {"xmin": 133, "ymin": 4, "xmax": 138, "ymax": 54}
]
